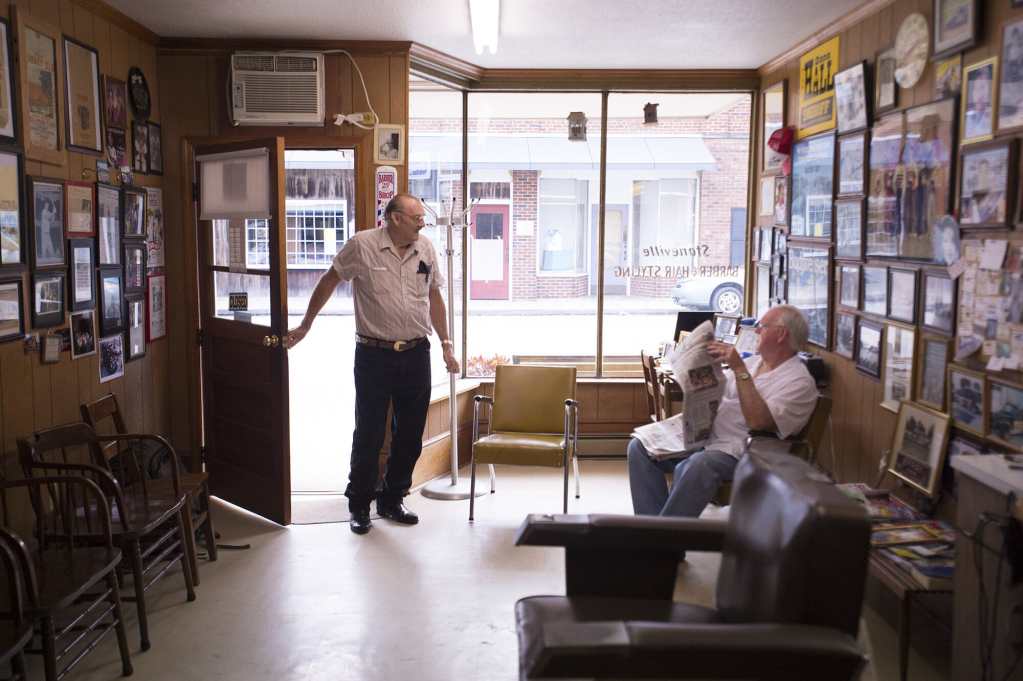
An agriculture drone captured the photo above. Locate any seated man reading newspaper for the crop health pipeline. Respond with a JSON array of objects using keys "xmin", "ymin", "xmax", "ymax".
[{"xmin": 628, "ymin": 304, "xmax": 818, "ymax": 518}]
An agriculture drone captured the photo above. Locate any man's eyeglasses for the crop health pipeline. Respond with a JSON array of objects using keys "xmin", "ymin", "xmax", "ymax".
[
  {"xmin": 754, "ymin": 321, "xmax": 786, "ymax": 331},
  {"xmin": 394, "ymin": 210, "xmax": 426, "ymax": 221}
]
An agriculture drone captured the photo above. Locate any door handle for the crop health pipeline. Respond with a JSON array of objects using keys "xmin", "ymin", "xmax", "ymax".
[{"xmin": 263, "ymin": 334, "xmax": 280, "ymax": 347}]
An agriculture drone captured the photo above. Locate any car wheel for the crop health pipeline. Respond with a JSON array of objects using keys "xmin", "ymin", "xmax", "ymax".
[{"xmin": 711, "ymin": 285, "xmax": 743, "ymax": 315}]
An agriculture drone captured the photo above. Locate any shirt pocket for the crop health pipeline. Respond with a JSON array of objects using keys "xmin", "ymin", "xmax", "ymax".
[{"xmin": 362, "ymin": 266, "xmax": 391, "ymax": 294}]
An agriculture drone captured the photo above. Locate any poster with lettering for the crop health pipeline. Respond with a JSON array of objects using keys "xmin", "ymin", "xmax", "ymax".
[
  {"xmin": 375, "ymin": 165, "xmax": 397, "ymax": 229},
  {"xmin": 145, "ymin": 187, "xmax": 164, "ymax": 270},
  {"xmin": 25, "ymin": 26, "xmax": 58, "ymax": 152},
  {"xmin": 798, "ymin": 36, "xmax": 839, "ymax": 139}
]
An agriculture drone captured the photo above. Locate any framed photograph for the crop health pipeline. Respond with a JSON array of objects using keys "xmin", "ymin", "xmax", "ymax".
[
  {"xmin": 756, "ymin": 264, "xmax": 770, "ymax": 318},
  {"xmin": 98, "ymin": 267, "xmax": 123, "ymax": 336},
  {"xmin": 948, "ymin": 432, "xmax": 986, "ymax": 459},
  {"xmin": 962, "ymin": 58, "xmax": 998, "ymax": 144},
  {"xmin": 32, "ymin": 270, "xmax": 64, "ymax": 328},
  {"xmin": 373, "ymin": 123, "xmax": 404, "ymax": 165},
  {"xmin": 102, "ymin": 75, "xmax": 127, "ymax": 129},
  {"xmin": 875, "ymin": 46, "xmax": 898, "ymax": 114},
  {"xmin": 862, "ymin": 265, "xmax": 888, "ymax": 316},
  {"xmin": 916, "ymin": 332, "xmax": 951, "ymax": 411},
  {"xmin": 121, "ymin": 185, "xmax": 145, "ymax": 237},
  {"xmin": 931, "ymin": 214, "xmax": 961, "ymax": 265},
  {"xmin": 921, "ymin": 270, "xmax": 956, "ymax": 334},
  {"xmin": 839, "ymin": 264, "xmax": 860, "ymax": 308},
  {"xmin": 146, "ymin": 273, "xmax": 166, "ymax": 341},
  {"xmin": 881, "ymin": 322, "xmax": 916, "ymax": 413},
  {"xmin": 145, "ymin": 187, "xmax": 164, "ymax": 270},
  {"xmin": 866, "ymin": 112, "xmax": 904, "ymax": 257},
  {"xmin": 889, "ymin": 401, "xmax": 951, "ymax": 497},
  {"xmin": 773, "ymin": 175, "xmax": 788, "ymax": 226},
  {"xmin": 96, "ymin": 183, "xmax": 121, "ymax": 265},
  {"xmin": 713, "ymin": 313, "xmax": 741, "ymax": 339},
  {"xmin": 123, "ymin": 240, "xmax": 146, "ymax": 294},
  {"xmin": 27, "ymin": 176, "xmax": 65, "ymax": 269},
  {"xmin": 786, "ymin": 245, "xmax": 830, "ymax": 348},
  {"xmin": 67, "ymin": 237, "xmax": 94, "ymax": 312},
  {"xmin": 15, "ymin": 10, "xmax": 64, "ymax": 167},
  {"xmin": 70, "ymin": 309, "xmax": 95, "ymax": 359},
  {"xmin": 125, "ymin": 293, "xmax": 146, "ymax": 361},
  {"xmin": 62, "ymin": 37, "xmax": 101, "ymax": 154},
  {"xmin": 959, "ymin": 138, "xmax": 1017, "ymax": 229},
  {"xmin": 105, "ymin": 127, "xmax": 127, "ymax": 168},
  {"xmin": 789, "ymin": 133, "xmax": 835, "ymax": 238},
  {"xmin": 0, "ymin": 18, "xmax": 17, "ymax": 144},
  {"xmin": 887, "ymin": 267, "xmax": 918, "ymax": 323},
  {"xmin": 834, "ymin": 311, "xmax": 856, "ymax": 359},
  {"xmin": 147, "ymin": 122, "xmax": 162, "ymax": 175},
  {"xmin": 935, "ymin": 54, "xmax": 963, "ymax": 100},
  {"xmin": 41, "ymin": 333, "xmax": 60, "ymax": 363},
  {"xmin": 837, "ymin": 132, "xmax": 867, "ymax": 196},
  {"xmin": 834, "ymin": 61, "xmax": 869, "ymax": 134},
  {"xmin": 856, "ymin": 318, "xmax": 883, "ymax": 378},
  {"xmin": 948, "ymin": 364, "xmax": 985, "ymax": 436},
  {"xmin": 131, "ymin": 121, "xmax": 148, "ymax": 174},
  {"xmin": 758, "ymin": 176, "xmax": 774, "ymax": 219},
  {"xmin": 835, "ymin": 198, "xmax": 864, "ymax": 260},
  {"xmin": 988, "ymin": 378, "xmax": 1023, "ymax": 452},
  {"xmin": 64, "ymin": 181, "xmax": 94, "ymax": 236},
  {"xmin": 999, "ymin": 18, "xmax": 1023, "ymax": 132},
  {"xmin": 761, "ymin": 227, "xmax": 774, "ymax": 261},
  {"xmin": 762, "ymin": 80, "xmax": 786, "ymax": 174},
  {"xmin": 98, "ymin": 333, "xmax": 123, "ymax": 383},
  {"xmin": 0, "ymin": 149, "xmax": 24, "ymax": 268},
  {"xmin": 933, "ymin": 0, "xmax": 979, "ymax": 59},
  {"xmin": 900, "ymin": 99, "xmax": 957, "ymax": 260},
  {"xmin": 0, "ymin": 277, "xmax": 24, "ymax": 342}
]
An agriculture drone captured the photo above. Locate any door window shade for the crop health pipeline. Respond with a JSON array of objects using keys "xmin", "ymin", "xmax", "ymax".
[{"xmin": 198, "ymin": 148, "xmax": 270, "ymax": 219}]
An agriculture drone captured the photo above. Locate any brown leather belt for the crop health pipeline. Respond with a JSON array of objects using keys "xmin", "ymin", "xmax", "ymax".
[{"xmin": 356, "ymin": 335, "xmax": 427, "ymax": 352}]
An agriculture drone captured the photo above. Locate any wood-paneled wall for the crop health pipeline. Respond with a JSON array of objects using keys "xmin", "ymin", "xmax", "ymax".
[
  {"xmin": 756, "ymin": 0, "xmax": 1023, "ymax": 485},
  {"xmin": 0, "ymin": 0, "xmax": 165, "ymax": 466}
]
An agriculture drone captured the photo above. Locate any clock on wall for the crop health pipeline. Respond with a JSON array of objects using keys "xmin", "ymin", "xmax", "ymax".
[
  {"xmin": 128, "ymin": 66, "xmax": 151, "ymax": 120},
  {"xmin": 894, "ymin": 13, "xmax": 929, "ymax": 89}
]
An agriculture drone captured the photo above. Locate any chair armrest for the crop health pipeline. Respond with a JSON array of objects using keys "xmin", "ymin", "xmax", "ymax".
[
  {"xmin": 472, "ymin": 395, "xmax": 494, "ymax": 441},
  {"xmin": 515, "ymin": 513, "xmax": 727, "ymax": 554}
]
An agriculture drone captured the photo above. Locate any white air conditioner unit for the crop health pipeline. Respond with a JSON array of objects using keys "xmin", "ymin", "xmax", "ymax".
[{"xmin": 231, "ymin": 51, "xmax": 325, "ymax": 126}]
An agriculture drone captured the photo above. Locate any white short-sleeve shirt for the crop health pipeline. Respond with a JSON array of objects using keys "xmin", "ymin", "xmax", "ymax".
[
  {"xmin": 331, "ymin": 227, "xmax": 444, "ymax": 341},
  {"xmin": 703, "ymin": 354, "xmax": 819, "ymax": 458}
]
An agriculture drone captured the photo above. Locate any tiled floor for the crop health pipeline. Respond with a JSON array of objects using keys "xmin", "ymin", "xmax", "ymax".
[{"xmin": 55, "ymin": 460, "xmax": 948, "ymax": 681}]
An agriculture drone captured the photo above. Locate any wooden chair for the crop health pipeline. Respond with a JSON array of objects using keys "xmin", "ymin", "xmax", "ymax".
[
  {"xmin": 639, "ymin": 351, "xmax": 661, "ymax": 422},
  {"xmin": 19, "ymin": 423, "xmax": 195, "ymax": 652},
  {"xmin": 0, "ymin": 530, "xmax": 32, "ymax": 681},
  {"xmin": 81, "ymin": 393, "xmax": 217, "ymax": 586},
  {"xmin": 0, "ymin": 475, "xmax": 132, "ymax": 681}
]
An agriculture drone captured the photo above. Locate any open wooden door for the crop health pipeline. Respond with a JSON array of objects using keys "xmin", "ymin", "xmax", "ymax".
[{"xmin": 193, "ymin": 137, "xmax": 290, "ymax": 525}]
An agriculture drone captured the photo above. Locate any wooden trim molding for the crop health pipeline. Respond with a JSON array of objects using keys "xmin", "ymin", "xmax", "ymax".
[
  {"xmin": 158, "ymin": 37, "xmax": 414, "ymax": 55},
  {"xmin": 73, "ymin": 0, "xmax": 161, "ymax": 44},
  {"xmin": 757, "ymin": 0, "xmax": 896, "ymax": 76},
  {"xmin": 409, "ymin": 43, "xmax": 484, "ymax": 88},
  {"xmin": 474, "ymin": 68, "xmax": 760, "ymax": 91}
]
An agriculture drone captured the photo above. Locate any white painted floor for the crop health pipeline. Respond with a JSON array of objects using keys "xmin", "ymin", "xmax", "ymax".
[{"xmin": 54, "ymin": 461, "xmax": 948, "ymax": 681}]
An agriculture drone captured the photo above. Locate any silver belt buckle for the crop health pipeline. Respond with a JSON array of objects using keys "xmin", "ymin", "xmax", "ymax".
[{"xmin": 393, "ymin": 340, "xmax": 405, "ymax": 351}]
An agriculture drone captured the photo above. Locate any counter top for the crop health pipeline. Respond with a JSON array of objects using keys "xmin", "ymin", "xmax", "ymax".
[{"xmin": 951, "ymin": 454, "xmax": 1023, "ymax": 496}]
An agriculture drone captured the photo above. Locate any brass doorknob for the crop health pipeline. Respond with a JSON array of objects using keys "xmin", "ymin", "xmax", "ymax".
[{"xmin": 263, "ymin": 335, "xmax": 280, "ymax": 347}]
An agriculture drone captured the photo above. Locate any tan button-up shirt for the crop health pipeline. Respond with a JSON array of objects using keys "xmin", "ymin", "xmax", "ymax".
[{"xmin": 332, "ymin": 227, "xmax": 444, "ymax": 341}]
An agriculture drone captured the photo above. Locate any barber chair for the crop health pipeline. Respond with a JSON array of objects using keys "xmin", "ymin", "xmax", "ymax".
[{"xmin": 514, "ymin": 446, "xmax": 870, "ymax": 680}]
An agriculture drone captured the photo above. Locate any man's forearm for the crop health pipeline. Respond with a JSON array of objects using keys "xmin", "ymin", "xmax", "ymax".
[
  {"xmin": 300, "ymin": 271, "xmax": 339, "ymax": 329},
  {"xmin": 734, "ymin": 377, "xmax": 777, "ymax": 432}
]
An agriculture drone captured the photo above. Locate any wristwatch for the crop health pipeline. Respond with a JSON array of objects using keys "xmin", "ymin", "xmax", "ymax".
[{"xmin": 736, "ymin": 371, "xmax": 751, "ymax": 381}]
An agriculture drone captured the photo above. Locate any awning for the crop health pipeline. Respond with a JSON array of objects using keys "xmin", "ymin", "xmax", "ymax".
[{"xmin": 409, "ymin": 134, "xmax": 717, "ymax": 172}]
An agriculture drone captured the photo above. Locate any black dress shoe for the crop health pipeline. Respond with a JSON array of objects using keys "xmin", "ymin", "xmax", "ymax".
[
  {"xmin": 377, "ymin": 501, "xmax": 419, "ymax": 525},
  {"xmin": 350, "ymin": 508, "xmax": 372, "ymax": 535}
]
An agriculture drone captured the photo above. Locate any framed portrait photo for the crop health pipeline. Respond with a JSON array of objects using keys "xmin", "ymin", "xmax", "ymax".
[
  {"xmin": 97, "ymin": 266, "xmax": 123, "ymax": 336},
  {"xmin": 916, "ymin": 332, "xmax": 951, "ymax": 411},
  {"xmin": 887, "ymin": 267, "xmax": 918, "ymax": 324},
  {"xmin": 856, "ymin": 318, "xmax": 883, "ymax": 378},
  {"xmin": 70, "ymin": 309, "xmax": 95, "ymax": 359},
  {"xmin": 834, "ymin": 311, "xmax": 856, "ymax": 359},
  {"xmin": 998, "ymin": 17, "xmax": 1023, "ymax": 133},
  {"xmin": 959, "ymin": 138, "xmax": 1017, "ymax": 229},
  {"xmin": 921, "ymin": 270, "xmax": 956, "ymax": 334},
  {"xmin": 0, "ymin": 149, "xmax": 25, "ymax": 269},
  {"xmin": 62, "ymin": 36, "xmax": 102, "ymax": 154},
  {"xmin": 773, "ymin": 175, "xmax": 788, "ymax": 227},
  {"xmin": 102, "ymin": 75, "xmax": 127, "ymax": 129},
  {"xmin": 131, "ymin": 121, "xmax": 148, "ymax": 174},
  {"xmin": 835, "ymin": 198, "xmax": 864, "ymax": 260},
  {"xmin": 0, "ymin": 277, "xmax": 24, "ymax": 343},
  {"xmin": 146, "ymin": 273, "xmax": 165, "ymax": 341},
  {"xmin": 0, "ymin": 18, "xmax": 18, "ymax": 144},
  {"xmin": 901, "ymin": 99, "xmax": 957, "ymax": 260},
  {"xmin": 839, "ymin": 264, "xmax": 860, "ymax": 309},
  {"xmin": 373, "ymin": 123, "xmax": 404, "ymax": 165},
  {"xmin": 762, "ymin": 80, "xmax": 786, "ymax": 174},
  {"xmin": 31, "ymin": 270, "xmax": 64, "ymax": 328},
  {"xmin": 948, "ymin": 364, "xmax": 985, "ymax": 436},
  {"xmin": 98, "ymin": 333, "xmax": 123, "ymax": 384},
  {"xmin": 933, "ymin": 0, "xmax": 979, "ymax": 60},
  {"xmin": 105, "ymin": 127, "xmax": 127, "ymax": 168},
  {"xmin": 123, "ymin": 239, "xmax": 146, "ymax": 294},
  {"xmin": 988, "ymin": 378, "xmax": 1023, "ymax": 452},
  {"xmin": 790, "ymin": 133, "xmax": 835, "ymax": 238},
  {"xmin": 935, "ymin": 54, "xmax": 963, "ymax": 99},
  {"xmin": 124, "ymin": 293, "xmax": 146, "ymax": 361},
  {"xmin": 786, "ymin": 244, "xmax": 831, "ymax": 348},
  {"xmin": 96, "ymin": 182, "xmax": 121, "ymax": 265},
  {"xmin": 834, "ymin": 61, "xmax": 870, "ymax": 134},
  {"xmin": 147, "ymin": 122, "xmax": 163, "ymax": 175},
  {"xmin": 962, "ymin": 58, "xmax": 998, "ymax": 144},
  {"xmin": 875, "ymin": 46, "xmax": 898, "ymax": 114},
  {"xmin": 121, "ymin": 185, "xmax": 145, "ymax": 238},
  {"xmin": 931, "ymin": 215, "xmax": 961, "ymax": 265},
  {"xmin": 881, "ymin": 322, "xmax": 916, "ymax": 413},
  {"xmin": 862, "ymin": 265, "xmax": 888, "ymax": 316},
  {"xmin": 67, "ymin": 237, "xmax": 94, "ymax": 312},
  {"xmin": 15, "ymin": 9, "xmax": 64, "ymax": 167},
  {"xmin": 64, "ymin": 180, "xmax": 94, "ymax": 236},
  {"xmin": 837, "ymin": 132, "xmax": 867, "ymax": 197},
  {"xmin": 889, "ymin": 401, "xmax": 951, "ymax": 498},
  {"xmin": 27, "ymin": 176, "xmax": 65, "ymax": 269}
]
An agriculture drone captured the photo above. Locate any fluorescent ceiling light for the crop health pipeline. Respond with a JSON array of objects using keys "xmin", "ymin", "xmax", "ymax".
[{"xmin": 469, "ymin": 0, "xmax": 499, "ymax": 55}]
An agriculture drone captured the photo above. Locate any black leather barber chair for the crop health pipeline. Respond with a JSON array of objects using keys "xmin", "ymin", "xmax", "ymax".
[{"xmin": 514, "ymin": 447, "xmax": 870, "ymax": 680}]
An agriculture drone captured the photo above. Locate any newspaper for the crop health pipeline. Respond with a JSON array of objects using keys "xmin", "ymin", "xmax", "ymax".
[{"xmin": 632, "ymin": 320, "xmax": 726, "ymax": 461}]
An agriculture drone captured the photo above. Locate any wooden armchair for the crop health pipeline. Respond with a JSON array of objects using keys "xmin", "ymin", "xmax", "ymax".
[
  {"xmin": 640, "ymin": 351, "xmax": 661, "ymax": 422},
  {"xmin": 82, "ymin": 393, "xmax": 217, "ymax": 586},
  {"xmin": 0, "ymin": 475, "xmax": 132, "ymax": 681},
  {"xmin": 18, "ymin": 423, "xmax": 195, "ymax": 652},
  {"xmin": 0, "ymin": 530, "xmax": 32, "ymax": 681}
]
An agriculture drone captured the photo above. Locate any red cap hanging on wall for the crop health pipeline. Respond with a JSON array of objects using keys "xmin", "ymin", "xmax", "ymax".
[{"xmin": 768, "ymin": 126, "xmax": 795, "ymax": 175}]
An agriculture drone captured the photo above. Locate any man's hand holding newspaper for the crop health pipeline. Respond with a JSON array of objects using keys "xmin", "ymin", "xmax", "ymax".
[{"xmin": 632, "ymin": 320, "xmax": 726, "ymax": 461}]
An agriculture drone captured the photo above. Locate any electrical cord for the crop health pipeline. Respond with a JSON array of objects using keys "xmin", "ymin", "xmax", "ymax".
[{"xmin": 321, "ymin": 49, "xmax": 379, "ymax": 129}]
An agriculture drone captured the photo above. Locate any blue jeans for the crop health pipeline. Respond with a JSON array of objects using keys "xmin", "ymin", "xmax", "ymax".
[{"xmin": 627, "ymin": 438, "xmax": 738, "ymax": 517}]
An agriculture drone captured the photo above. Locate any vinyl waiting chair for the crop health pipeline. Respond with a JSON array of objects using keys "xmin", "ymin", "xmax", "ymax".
[{"xmin": 469, "ymin": 365, "xmax": 579, "ymax": 521}]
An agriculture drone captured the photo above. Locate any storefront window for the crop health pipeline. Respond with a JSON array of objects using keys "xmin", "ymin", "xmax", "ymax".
[{"xmin": 539, "ymin": 178, "xmax": 587, "ymax": 273}]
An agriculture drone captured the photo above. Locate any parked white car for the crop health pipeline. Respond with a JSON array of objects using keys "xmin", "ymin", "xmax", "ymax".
[{"xmin": 671, "ymin": 271, "xmax": 745, "ymax": 315}]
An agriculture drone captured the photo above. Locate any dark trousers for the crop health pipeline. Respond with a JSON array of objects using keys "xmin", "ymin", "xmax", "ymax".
[{"xmin": 346, "ymin": 341, "xmax": 431, "ymax": 511}]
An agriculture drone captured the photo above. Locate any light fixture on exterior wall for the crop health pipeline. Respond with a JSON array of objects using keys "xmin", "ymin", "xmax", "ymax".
[
  {"xmin": 469, "ymin": 0, "xmax": 500, "ymax": 55},
  {"xmin": 567, "ymin": 112, "xmax": 587, "ymax": 141},
  {"xmin": 644, "ymin": 102, "xmax": 659, "ymax": 124}
]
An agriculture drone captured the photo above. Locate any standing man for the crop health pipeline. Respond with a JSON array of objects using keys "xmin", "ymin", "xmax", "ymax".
[{"xmin": 285, "ymin": 193, "xmax": 459, "ymax": 535}]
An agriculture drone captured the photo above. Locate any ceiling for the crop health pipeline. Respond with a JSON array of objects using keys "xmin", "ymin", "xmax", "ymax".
[{"xmin": 106, "ymin": 0, "xmax": 866, "ymax": 70}]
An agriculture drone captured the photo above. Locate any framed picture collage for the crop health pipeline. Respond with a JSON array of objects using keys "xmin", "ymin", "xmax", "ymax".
[
  {"xmin": 755, "ymin": 0, "xmax": 1023, "ymax": 495},
  {"xmin": 0, "ymin": 10, "xmax": 165, "ymax": 386}
]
